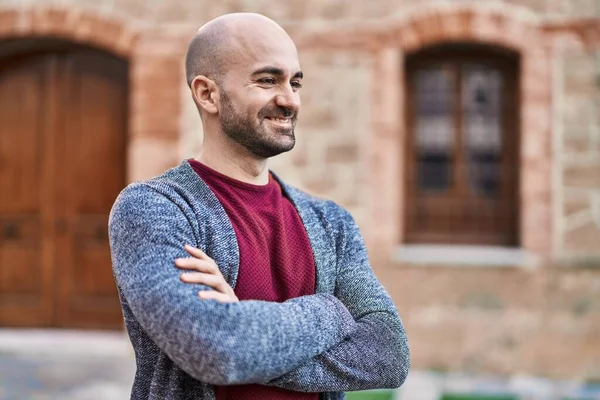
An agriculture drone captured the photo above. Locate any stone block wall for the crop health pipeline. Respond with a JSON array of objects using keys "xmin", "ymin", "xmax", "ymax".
[{"xmin": 560, "ymin": 45, "xmax": 600, "ymax": 257}]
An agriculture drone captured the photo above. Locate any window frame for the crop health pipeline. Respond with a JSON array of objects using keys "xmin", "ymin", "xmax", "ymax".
[{"xmin": 403, "ymin": 45, "xmax": 521, "ymax": 246}]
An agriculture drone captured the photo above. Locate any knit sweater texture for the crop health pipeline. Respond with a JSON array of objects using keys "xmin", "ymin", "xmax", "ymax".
[{"xmin": 108, "ymin": 160, "xmax": 410, "ymax": 400}]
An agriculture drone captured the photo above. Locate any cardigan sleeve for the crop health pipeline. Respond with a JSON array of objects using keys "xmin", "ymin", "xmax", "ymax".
[
  {"xmin": 265, "ymin": 203, "xmax": 410, "ymax": 392},
  {"xmin": 108, "ymin": 184, "xmax": 357, "ymax": 386}
]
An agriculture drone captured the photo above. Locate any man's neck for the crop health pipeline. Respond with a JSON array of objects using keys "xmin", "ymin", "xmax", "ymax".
[{"xmin": 195, "ymin": 137, "xmax": 270, "ymax": 186}]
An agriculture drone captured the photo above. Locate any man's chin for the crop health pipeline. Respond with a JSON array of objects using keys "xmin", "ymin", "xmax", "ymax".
[
  {"xmin": 251, "ymin": 138, "xmax": 295, "ymax": 159},
  {"xmin": 269, "ymin": 128, "xmax": 296, "ymax": 145},
  {"xmin": 271, "ymin": 138, "xmax": 296, "ymax": 156},
  {"xmin": 250, "ymin": 147, "xmax": 293, "ymax": 159}
]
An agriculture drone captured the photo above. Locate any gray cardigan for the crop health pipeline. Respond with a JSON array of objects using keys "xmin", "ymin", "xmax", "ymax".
[{"xmin": 108, "ymin": 160, "xmax": 410, "ymax": 400}]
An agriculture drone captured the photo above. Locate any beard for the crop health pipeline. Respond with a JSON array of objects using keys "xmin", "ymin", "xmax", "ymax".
[{"xmin": 219, "ymin": 90, "xmax": 297, "ymax": 159}]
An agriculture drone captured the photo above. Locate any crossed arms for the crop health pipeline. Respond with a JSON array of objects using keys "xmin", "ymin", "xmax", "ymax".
[{"xmin": 108, "ymin": 184, "xmax": 410, "ymax": 392}]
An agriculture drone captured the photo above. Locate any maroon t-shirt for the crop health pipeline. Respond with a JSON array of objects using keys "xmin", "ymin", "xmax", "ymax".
[{"xmin": 189, "ymin": 159, "xmax": 319, "ymax": 400}]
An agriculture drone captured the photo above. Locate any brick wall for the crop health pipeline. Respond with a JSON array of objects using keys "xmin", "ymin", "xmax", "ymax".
[{"xmin": 1, "ymin": 0, "xmax": 599, "ymax": 380}]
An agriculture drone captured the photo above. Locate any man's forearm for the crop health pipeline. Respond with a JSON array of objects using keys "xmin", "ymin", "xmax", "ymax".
[{"xmin": 265, "ymin": 312, "xmax": 410, "ymax": 392}]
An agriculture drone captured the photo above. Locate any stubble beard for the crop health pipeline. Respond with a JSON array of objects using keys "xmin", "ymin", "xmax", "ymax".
[{"xmin": 219, "ymin": 90, "xmax": 296, "ymax": 159}]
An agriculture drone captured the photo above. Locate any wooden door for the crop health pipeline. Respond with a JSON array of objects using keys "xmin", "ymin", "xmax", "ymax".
[{"xmin": 0, "ymin": 44, "xmax": 127, "ymax": 330}]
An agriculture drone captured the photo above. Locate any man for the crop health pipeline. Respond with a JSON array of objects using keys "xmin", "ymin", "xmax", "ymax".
[{"xmin": 108, "ymin": 12, "xmax": 409, "ymax": 400}]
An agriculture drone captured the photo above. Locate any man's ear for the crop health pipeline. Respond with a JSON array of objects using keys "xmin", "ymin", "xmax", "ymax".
[{"xmin": 191, "ymin": 76, "xmax": 219, "ymax": 115}]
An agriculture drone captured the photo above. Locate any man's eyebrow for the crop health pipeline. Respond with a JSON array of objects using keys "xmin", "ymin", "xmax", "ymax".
[{"xmin": 251, "ymin": 67, "xmax": 303, "ymax": 79}]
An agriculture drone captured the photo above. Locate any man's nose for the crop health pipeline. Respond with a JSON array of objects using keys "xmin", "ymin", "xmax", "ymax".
[{"xmin": 274, "ymin": 87, "xmax": 300, "ymax": 113}]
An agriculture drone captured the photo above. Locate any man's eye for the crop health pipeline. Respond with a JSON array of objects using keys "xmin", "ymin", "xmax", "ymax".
[
  {"xmin": 291, "ymin": 81, "xmax": 303, "ymax": 89},
  {"xmin": 259, "ymin": 78, "xmax": 276, "ymax": 85}
]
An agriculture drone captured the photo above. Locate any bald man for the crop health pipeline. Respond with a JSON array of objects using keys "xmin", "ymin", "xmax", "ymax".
[{"xmin": 109, "ymin": 13, "xmax": 409, "ymax": 400}]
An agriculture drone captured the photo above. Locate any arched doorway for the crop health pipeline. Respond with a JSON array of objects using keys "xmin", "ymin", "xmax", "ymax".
[{"xmin": 0, "ymin": 38, "xmax": 127, "ymax": 330}]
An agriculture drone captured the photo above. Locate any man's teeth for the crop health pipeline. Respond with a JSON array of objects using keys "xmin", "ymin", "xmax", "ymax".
[{"xmin": 268, "ymin": 117, "xmax": 291, "ymax": 122}]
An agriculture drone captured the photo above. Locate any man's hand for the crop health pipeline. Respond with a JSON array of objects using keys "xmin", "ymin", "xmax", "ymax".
[{"xmin": 175, "ymin": 244, "xmax": 239, "ymax": 303}]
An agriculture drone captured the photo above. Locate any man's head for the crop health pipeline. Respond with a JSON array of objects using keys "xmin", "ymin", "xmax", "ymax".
[{"xmin": 185, "ymin": 13, "xmax": 302, "ymax": 159}]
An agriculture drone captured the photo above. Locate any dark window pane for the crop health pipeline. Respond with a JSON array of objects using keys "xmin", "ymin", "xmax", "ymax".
[
  {"xmin": 415, "ymin": 67, "xmax": 455, "ymax": 192},
  {"xmin": 462, "ymin": 64, "xmax": 503, "ymax": 197}
]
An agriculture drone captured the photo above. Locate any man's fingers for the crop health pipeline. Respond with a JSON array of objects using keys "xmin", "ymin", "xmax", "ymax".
[
  {"xmin": 180, "ymin": 272, "xmax": 228, "ymax": 293},
  {"xmin": 198, "ymin": 290, "xmax": 238, "ymax": 303},
  {"xmin": 174, "ymin": 258, "xmax": 219, "ymax": 275},
  {"xmin": 184, "ymin": 244, "xmax": 209, "ymax": 260},
  {"xmin": 176, "ymin": 249, "xmax": 237, "ymax": 303}
]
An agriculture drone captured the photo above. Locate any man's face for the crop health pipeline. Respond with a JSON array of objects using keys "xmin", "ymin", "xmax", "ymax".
[{"xmin": 216, "ymin": 32, "xmax": 302, "ymax": 159}]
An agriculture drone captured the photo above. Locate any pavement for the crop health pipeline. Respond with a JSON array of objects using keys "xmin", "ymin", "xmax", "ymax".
[
  {"xmin": 1, "ymin": 329, "xmax": 600, "ymax": 400},
  {"xmin": 0, "ymin": 329, "xmax": 135, "ymax": 400}
]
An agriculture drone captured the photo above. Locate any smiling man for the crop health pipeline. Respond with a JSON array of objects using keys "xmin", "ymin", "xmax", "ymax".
[{"xmin": 108, "ymin": 13, "xmax": 410, "ymax": 400}]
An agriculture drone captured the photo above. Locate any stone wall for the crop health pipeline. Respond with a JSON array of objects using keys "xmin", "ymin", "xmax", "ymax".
[
  {"xmin": 378, "ymin": 262, "xmax": 600, "ymax": 380},
  {"xmin": 560, "ymin": 44, "xmax": 600, "ymax": 257}
]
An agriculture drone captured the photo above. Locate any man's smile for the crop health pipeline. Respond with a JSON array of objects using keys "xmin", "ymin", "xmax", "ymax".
[{"xmin": 265, "ymin": 116, "xmax": 293, "ymax": 127}]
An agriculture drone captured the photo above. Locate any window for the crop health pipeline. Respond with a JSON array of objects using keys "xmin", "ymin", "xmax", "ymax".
[{"xmin": 404, "ymin": 45, "xmax": 519, "ymax": 246}]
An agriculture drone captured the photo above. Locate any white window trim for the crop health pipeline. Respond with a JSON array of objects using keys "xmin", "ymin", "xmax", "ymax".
[{"xmin": 394, "ymin": 244, "xmax": 540, "ymax": 268}]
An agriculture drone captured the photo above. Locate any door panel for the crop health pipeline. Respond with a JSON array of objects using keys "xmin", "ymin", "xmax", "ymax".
[
  {"xmin": 0, "ymin": 217, "xmax": 42, "ymax": 295},
  {"xmin": 70, "ymin": 217, "xmax": 115, "ymax": 296},
  {"xmin": 0, "ymin": 55, "xmax": 53, "ymax": 327},
  {"xmin": 54, "ymin": 50, "xmax": 127, "ymax": 329},
  {"xmin": 0, "ymin": 44, "xmax": 127, "ymax": 330}
]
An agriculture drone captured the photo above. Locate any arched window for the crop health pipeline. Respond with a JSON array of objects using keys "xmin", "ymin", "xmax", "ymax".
[{"xmin": 404, "ymin": 45, "xmax": 520, "ymax": 246}]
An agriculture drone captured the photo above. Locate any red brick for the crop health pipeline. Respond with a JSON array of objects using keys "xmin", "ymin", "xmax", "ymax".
[
  {"xmin": 94, "ymin": 22, "xmax": 126, "ymax": 54},
  {"xmin": 130, "ymin": 113, "xmax": 180, "ymax": 140},
  {"xmin": 128, "ymin": 138, "xmax": 180, "ymax": 182},
  {"xmin": 456, "ymin": 9, "xmax": 475, "ymax": 41},
  {"xmin": 131, "ymin": 58, "xmax": 182, "ymax": 81},
  {"xmin": 29, "ymin": 8, "xmax": 65, "ymax": 34},
  {"xmin": 413, "ymin": 14, "xmax": 443, "ymax": 47},
  {"xmin": 12, "ymin": 7, "xmax": 34, "ymax": 35},
  {"xmin": 0, "ymin": 8, "xmax": 20, "ymax": 23},
  {"xmin": 72, "ymin": 12, "xmax": 95, "ymax": 41},
  {"xmin": 399, "ymin": 23, "xmax": 421, "ymax": 53},
  {"xmin": 0, "ymin": 10, "xmax": 20, "ymax": 37},
  {"xmin": 438, "ymin": 11, "xmax": 464, "ymax": 42},
  {"xmin": 471, "ymin": 13, "xmax": 494, "ymax": 42},
  {"xmin": 114, "ymin": 29, "xmax": 140, "ymax": 57}
]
